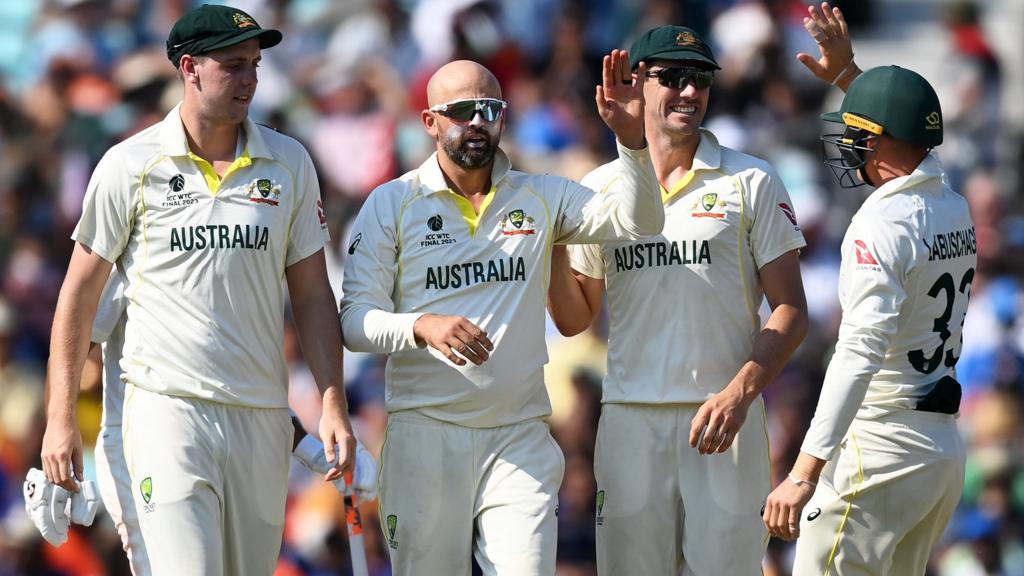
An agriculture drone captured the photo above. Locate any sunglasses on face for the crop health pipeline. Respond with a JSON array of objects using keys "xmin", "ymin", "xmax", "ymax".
[
  {"xmin": 645, "ymin": 67, "xmax": 714, "ymax": 90},
  {"xmin": 429, "ymin": 98, "xmax": 508, "ymax": 122}
]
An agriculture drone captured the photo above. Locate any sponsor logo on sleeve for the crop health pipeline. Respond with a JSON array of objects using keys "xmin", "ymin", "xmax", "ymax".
[
  {"xmin": 348, "ymin": 232, "xmax": 362, "ymax": 255},
  {"xmin": 854, "ymin": 239, "xmax": 882, "ymax": 271},
  {"xmin": 778, "ymin": 202, "xmax": 799, "ymax": 228}
]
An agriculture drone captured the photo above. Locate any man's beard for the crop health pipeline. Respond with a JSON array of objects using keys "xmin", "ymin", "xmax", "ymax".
[{"xmin": 442, "ymin": 127, "xmax": 497, "ymax": 169}]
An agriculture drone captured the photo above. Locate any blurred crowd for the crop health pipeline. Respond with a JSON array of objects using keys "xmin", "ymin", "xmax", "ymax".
[{"xmin": 0, "ymin": 0, "xmax": 1022, "ymax": 574}]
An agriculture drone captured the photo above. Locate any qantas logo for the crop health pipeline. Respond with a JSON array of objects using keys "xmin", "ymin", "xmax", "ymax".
[
  {"xmin": 854, "ymin": 240, "xmax": 879, "ymax": 265},
  {"xmin": 778, "ymin": 203, "xmax": 799, "ymax": 227}
]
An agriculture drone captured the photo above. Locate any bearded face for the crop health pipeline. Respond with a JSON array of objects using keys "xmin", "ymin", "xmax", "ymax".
[{"xmin": 440, "ymin": 122, "xmax": 500, "ymax": 169}]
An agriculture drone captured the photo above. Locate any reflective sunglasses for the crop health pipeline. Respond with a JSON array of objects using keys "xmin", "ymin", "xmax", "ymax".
[
  {"xmin": 645, "ymin": 67, "xmax": 714, "ymax": 90},
  {"xmin": 429, "ymin": 98, "xmax": 508, "ymax": 122}
]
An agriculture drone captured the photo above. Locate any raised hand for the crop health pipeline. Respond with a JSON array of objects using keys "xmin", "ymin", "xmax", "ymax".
[
  {"xmin": 796, "ymin": 2, "xmax": 859, "ymax": 90},
  {"xmin": 595, "ymin": 49, "xmax": 647, "ymax": 150}
]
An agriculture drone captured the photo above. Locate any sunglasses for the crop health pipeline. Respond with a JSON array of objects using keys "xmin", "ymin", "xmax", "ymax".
[
  {"xmin": 429, "ymin": 98, "xmax": 508, "ymax": 123},
  {"xmin": 645, "ymin": 67, "xmax": 714, "ymax": 90}
]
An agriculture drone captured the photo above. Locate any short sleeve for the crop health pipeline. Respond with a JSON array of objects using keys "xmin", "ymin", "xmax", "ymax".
[
  {"xmin": 745, "ymin": 167, "xmax": 806, "ymax": 269},
  {"xmin": 286, "ymin": 148, "xmax": 330, "ymax": 267},
  {"xmin": 72, "ymin": 150, "xmax": 135, "ymax": 263}
]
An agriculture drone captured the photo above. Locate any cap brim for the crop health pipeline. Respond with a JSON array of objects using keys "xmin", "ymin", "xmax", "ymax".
[
  {"xmin": 636, "ymin": 49, "xmax": 720, "ymax": 70},
  {"xmin": 203, "ymin": 28, "xmax": 283, "ymax": 54},
  {"xmin": 821, "ymin": 111, "xmax": 844, "ymax": 123}
]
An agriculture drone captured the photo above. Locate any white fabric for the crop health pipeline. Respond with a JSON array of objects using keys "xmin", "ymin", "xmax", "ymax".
[
  {"xmin": 378, "ymin": 412, "xmax": 564, "ymax": 575},
  {"xmin": 340, "ymin": 141, "xmax": 660, "ymax": 427},
  {"xmin": 122, "ymin": 384, "xmax": 292, "ymax": 576},
  {"xmin": 96, "ymin": 429, "xmax": 151, "ymax": 575},
  {"xmin": 569, "ymin": 130, "xmax": 806, "ymax": 403},
  {"xmin": 72, "ymin": 103, "xmax": 329, "ymax": 409},
  {"xmin": 794, "ymin": 411, "xmax": 964, "ymax": 574},
  {"xmin": 593, "ymin": 401, "xmax": 771, "ymax": 576},
  {"xmin": 92, "ymin": 270, "xmax": 128, "ymax": 428},
  {"xmin": 292, "ymin": 434, "xmax": 379, "ymax": 501},
  {"xmin": 802, "ymin": 155, "xmax": 977, "ymax": 460}
]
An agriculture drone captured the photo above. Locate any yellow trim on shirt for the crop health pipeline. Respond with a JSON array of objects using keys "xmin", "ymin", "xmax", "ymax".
[
  {"xmin": 446, "ymin": 185, "xmax": 498, "ymax": 236},
  {"xmin": 824, "ymin": 432, "xmax": 865, "ymax": 576},
  {"xmin": 187, "ymin": 148, "xmax": 253, "ymax": 195},
  {"xmin": 661, "ymin": 170, "xmax": 698, "ymax": 204}
]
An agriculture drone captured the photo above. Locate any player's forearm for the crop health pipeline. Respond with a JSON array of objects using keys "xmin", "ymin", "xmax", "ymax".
[
  {"xmin": 46, "ymin": 280, "xmax": 105, "ymax": 420},
  {"xmin": 339, "ymin": 304, "xmax": 424, "ymax": 354},
  {"xmin": 800, "ymin": 343, "xmax": 879, "ymax": 460},
  {"xmin": 547, "ymin": 250, "xmax": 596, "ymax": 336},
  {"xmin": 292, "ymin": 292, "xmax": 345, "ymax": 394},
  {"xmin": 790, "ymin": 451, "xmax": 828, "ymax": 483},
  {"xmin": 731, "ymin": 303, "xmax": 808, "ymax": 400}
]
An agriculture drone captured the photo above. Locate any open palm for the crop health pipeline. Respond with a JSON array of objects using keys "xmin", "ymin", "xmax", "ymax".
[{"xmin": 596, "ymin": 49, "xmax": 647, "ymax": 150}]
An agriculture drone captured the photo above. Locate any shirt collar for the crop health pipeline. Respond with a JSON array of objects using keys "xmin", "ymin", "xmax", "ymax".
[
  {"xmin": 159, "ymin": 102, "xmax": 273, "ymax": 160},
  {"xmin": 417, "ymin": 147, "xmax": 512, "ymax": 195},
  {"xmin": 692, "ymin": 128, "xmax": 723, "ymax": 172},
  {"xmin": 860, "ymin": 152, "xmax": 945, "ymax": 210}
]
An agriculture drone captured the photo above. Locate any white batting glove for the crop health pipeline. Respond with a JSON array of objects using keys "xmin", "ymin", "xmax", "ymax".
[
  {"xmin": 292, "ymin": 434, "xmax": 378, "ymax": 501},
  {"xmin": 23, "ymin": 468, "xmax": 71, "ymax": 546},
  {"xmin": 69, "ymin": 480, "xmax": 99, "ymax": 526}
]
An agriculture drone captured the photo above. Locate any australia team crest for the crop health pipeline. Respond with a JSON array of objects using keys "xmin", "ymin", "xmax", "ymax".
[
  {"xmin": 500, "ymin": 209, "xmax": 536, "ymax": 236},
  {"xmin": 248, "ymin": 178, "xmax": 281, "ymax": 206}
]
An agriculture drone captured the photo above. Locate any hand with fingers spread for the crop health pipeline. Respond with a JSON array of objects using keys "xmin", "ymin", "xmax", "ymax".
[
  {"xmin": 797, "ymin": 2, "xmax": 859, "ymax": 90},
  {"xmin": 413, "ymin": 313, "xmax": 494, "ymax": 366},
  {"xmin": 41, "ymin": 415, "xmax": 84, "ymax": 494},
  {"xmin": 596, "ymin": 49, "xmax": 647, "ymax": 150},
  {"xmin": 688, "ymin": 384, "xmax": 753, "ymax": 455}
]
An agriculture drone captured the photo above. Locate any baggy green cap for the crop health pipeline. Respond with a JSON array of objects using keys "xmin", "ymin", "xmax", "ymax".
[
  {"xmin": 822, "ymin": 65, "xmax": 942, "ymax": 148},
  {"xmin": 167, "ymin": 4, "xmax": 282, "ymax": 68},
  {"xmin": 629, "ymin": 25, "xmax": 720, "ymax": 70}
]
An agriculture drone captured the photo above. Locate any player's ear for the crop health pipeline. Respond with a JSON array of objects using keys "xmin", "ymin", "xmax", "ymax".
[
  {"xmin": 422, "ymin": 110, "xmax": 439, "ymax": 139},
  {"xmin": 179, "ymin": 55, "xmax": 200, "ymax": 86}
]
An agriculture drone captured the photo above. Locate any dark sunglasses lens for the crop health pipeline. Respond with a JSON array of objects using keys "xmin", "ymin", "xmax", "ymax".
[
  {"xmin": 445, "ymin": 101, "xmax": 480, "ymax": 121},
  {"xmin": 658, "ymin": 68, "xmax": 713, "ymax": 89},
  {"xmin": 442, "ymin": 100, "xmax": 504, "ymax": 122}
]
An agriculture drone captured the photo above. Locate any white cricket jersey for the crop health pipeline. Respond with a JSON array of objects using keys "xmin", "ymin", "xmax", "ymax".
[
  {"xmin": 73, "ymin": 103, "xmax": 329, "ymax": 408},
  {"xmin": 340, "ymin": 142, "xmax": 662, "ymax": 427},
  {"xmin": 92, "ymin": 270, "xmax": 128, "ymax": 428},
  {"xmin": 570, "ymin": 130, "xmax": 806, "ymax": 403},
  {"xmin": 802, "ymin": 155, "xmax": 976, "ymax": 460}
]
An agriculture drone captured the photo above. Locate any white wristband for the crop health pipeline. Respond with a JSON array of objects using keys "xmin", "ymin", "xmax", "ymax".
[
  {"xmin": 831, "ymin": 60, "xmax": 857, "ymax": 86},
  {"xmin": 788, "ymin": 473, "xmax": 817, "ymax": 488}
]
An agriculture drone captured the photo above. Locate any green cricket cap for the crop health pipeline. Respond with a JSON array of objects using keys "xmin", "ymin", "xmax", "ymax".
[
  {"xmin": 629, "ymin": 25, "xmax": 720, "ymax": 70},
  {"xmin": 822, "ymin": 65, "xmax": 942, "ymax": 148},
  {"xmin": 167, "ymin": 4, "xmax": 282, "ymax": 68}
]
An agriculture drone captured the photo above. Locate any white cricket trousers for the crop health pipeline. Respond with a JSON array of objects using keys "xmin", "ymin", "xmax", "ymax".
[
  {"xmin": 95, "ymin": 426, "xmax": 150, "ymax": 576},
  {"xmin": 378, "ymin": 411, "xmax": 565, "ymax": 576},
  {"xmin": 121, "ymin": 384, "xmax": 293, "ymax": 576},
  {"xmin": 793, "ymin": 410, "xmax": 965, "ymax": 575},
  {"xmin": 594, "ymin": 399, "xmax": 771, "ymax": 576}
]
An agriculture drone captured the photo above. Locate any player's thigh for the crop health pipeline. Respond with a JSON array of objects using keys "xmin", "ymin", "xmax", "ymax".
[
  {"xmin": 378, "ymin": 413, "xmax": 475, "ymax": 576},
  {"xmin": 679, "ymin": 397, "xmax": 770, "ymax": 576},
  {"xmin": 221, "ymin": 406, "xmax": 292, "ymax": 576},
  {"xmin": 122, "ymin": 386, "xmax": 223, "ymax": 576},
  {"xmin": 95, "ymin": 429, "xmax": 151, "ymax": 576},
  {"xmin": 594, "ymin": 404, "xmax": 681, "ymax": 576},
  {"xmin": 474, "ymin": 421, "xmax": 564, "ymax": 576}
]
